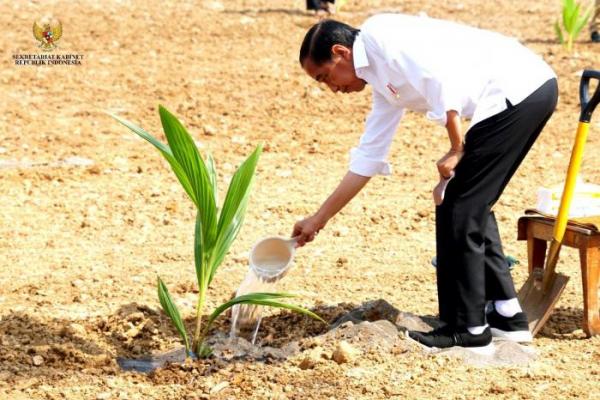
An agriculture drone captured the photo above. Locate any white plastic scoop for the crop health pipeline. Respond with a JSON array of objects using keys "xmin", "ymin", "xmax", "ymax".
[
  {"xmin": 249, "ymin": 236, "xmax": 297, "ymax": 283},
  {"xmin": 433, "ymin": 172, "xmax": 454, "ymax": 206}
]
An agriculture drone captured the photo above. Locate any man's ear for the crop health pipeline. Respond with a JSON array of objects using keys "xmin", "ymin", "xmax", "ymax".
[{"xmin": 331, "ymin": 44, "xmax": 352, "ymax": 60}]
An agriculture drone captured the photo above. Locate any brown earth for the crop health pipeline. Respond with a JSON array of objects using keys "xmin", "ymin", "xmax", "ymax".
[{"xmin": 1, "ymin": 0, "xmax": 600, "ymax": 399}]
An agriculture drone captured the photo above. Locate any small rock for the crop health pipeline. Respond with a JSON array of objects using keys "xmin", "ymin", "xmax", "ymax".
[
  {"xmin": 96, "ymin": 392, "xmax": 111, "ymax": 400},
  {"xmin": 64, "ymin": 156, "xmax": 94, "ymax": 167},
  {"xmin": 298, "ymin": 357, "xmax": 316, "ymax": 370},
  {"xmin": 336, "ymin": 257, "xmax": 348, "ymax": 267},
  {"xmin": 32, "ymin": 355, "xmax": 44, "ymax": 366},
  {"xmin": 71, "ymin": 279, "xmax": 85, "ymax": 289},
  {"xmin": 87, "ymin": 165, "xmax": 102, "ymax": 175},
  {"xmin": 204, "ymin": 1, "xmax": 224, "ymax": 11},
  {"xmin": 203, "ymin": 124, "xmax": 217, "ymax": 136},
  {"xmin": 126, "ymin": 312, "xmax": 145, "ymax": 323},
  {"xmin": 69, "ymin": 323, "xmax": 87, "ymax": 336},
  {"xmin": 125, "ymin": 324, "xmax": 143, "ymax": 339},
  {"xmin": 332, "ymin": 226, "xmax": 349, "ymax": 237},
  {"xmin": 240, "ymin": 16, "xmax": 255, "ymax": 25},
  {"xmin": 298, "ymin": 346, "xmax": 324, "ymax": 370},
  {"xmin": 332, "ymin": 341, "xmax": 360, "ymax": 364},
  {"xmin": 231, "ymin": 135, "xmax": 246, "ymax": 144},
  {"xmin": 210, "ymin": 382, "xmax": 229, "ymax": 394},
  {"xmin": 309, "ymin": 87, "xmax": 322, "ymax": 98},
  {"xmin": 417, "ymin": 210, "xmax": 429, "ymax": 218},
  {"xmin": 345, "ymin": 367, "xmax": 368, "ymax": 378},
  {"xmin": 276, "ymin": 169, "xmax": 292, "ymax": 178}
]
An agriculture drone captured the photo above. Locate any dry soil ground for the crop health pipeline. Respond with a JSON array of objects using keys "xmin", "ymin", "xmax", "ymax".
[{"xmin": 1, "ymin": 0, "xmax": 599, "ymax": 399}]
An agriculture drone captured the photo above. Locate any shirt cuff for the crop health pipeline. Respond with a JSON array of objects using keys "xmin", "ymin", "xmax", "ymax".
[
  {"xmin": 349, "ymin": 148, "xmax": 392, "ymax": 177},
  {"xmin": 426, "ymin": 107, "xmax": 461, "ymax": 127},
  {"xmin": 426, "ymin": 110, "xmax": 447, "ymax": 126}
]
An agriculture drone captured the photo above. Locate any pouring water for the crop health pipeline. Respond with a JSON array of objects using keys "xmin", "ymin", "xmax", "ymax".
[{"xmin": 230, "ymin": 237, "xmax": 297, "ymax": 344}]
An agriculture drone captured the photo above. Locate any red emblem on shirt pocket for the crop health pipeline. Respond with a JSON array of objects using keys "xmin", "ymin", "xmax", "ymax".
[{"xmin": 386, "ymin": 83, "xmax": 401, "ymax": 99}]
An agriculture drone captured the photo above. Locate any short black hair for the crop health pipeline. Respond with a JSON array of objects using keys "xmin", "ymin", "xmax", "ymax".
[{"xmin": 299, "ymin": 19, "xmax": 360, "ymax": 66}]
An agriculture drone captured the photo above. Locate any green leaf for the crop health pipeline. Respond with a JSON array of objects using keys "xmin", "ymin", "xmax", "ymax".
[
  {"xmin": 196, "ymin": 343, "xmax": 213, "ymax": 358},
  {"xmin": 208, "ymin": 144, "xmax": 262, "ymax": 283},
  {"xmin": 194, "ymin": 211, "xmax": 205, "ymax": 289},
  {"xmin": 567, "ymin": 4, "xmax": 580, "ymax": 32},
  {"xmin": 158, "ymin": 105, "xmax": 218, "ymax": 252},
  {"xmin": 206, "ymin": 153, "xmax": 218, "ymax": 206},
  {"xmin": 563, "ymin": 0, "xmax": 576, "ymax": 31},
  {"xmin": 573, "ymin": 3, "xmax": 593, "ymax": 37},
  {"xmin": 157, "ymin": 277, "xmax": 190, "ymax": 352},
  {"xmin": 555, "ymin": 20, "xmax": 565, "ymax": 44},
  {"xmin": 108, "ymin": 112, "xmax": 197, "ymax": 205},
  {"xmin": 206, "ymin": 292, "xmax": 326, "ymax": 330}
]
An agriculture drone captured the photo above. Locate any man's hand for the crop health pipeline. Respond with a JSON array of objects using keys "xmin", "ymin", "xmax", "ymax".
[
  {"xmin": 292, "ymin": 214, "xmax": 327, "ymax": 247},
  {"xmin": 436, "ymin": 148, "xmax": 464, "ymax": 178}
]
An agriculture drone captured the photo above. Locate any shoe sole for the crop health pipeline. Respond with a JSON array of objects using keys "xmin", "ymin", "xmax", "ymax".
[
  {"xmin": 465, "ymin": 342, "xmax": 496, "ymax": 356},
  {"xmin": 404, "ymin": 331, "xmax": 496, "ymax": 355},
  {"xmin": 490, "ymin": 328, "xmax": 533, "ymax": 343}
]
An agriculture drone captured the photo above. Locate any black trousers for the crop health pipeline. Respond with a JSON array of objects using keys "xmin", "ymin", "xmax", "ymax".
[
  {"xmin": 306, "ymin": 0, "xmax": 334, "ymax": 10},
  {"xmin": 436, "ymin": 78, "xmax": 558, "ymax": 328}
]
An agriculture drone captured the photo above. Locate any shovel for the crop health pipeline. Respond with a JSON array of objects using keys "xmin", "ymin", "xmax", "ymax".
[{"xmin": 518, "ymin": 69, "xmax": 600, "ymax": 337}]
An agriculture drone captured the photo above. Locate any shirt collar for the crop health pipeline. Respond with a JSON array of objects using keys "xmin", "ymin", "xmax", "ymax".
[{"xmin": 352, "ymin": 33, "xmax": 369, "ymax": 77}]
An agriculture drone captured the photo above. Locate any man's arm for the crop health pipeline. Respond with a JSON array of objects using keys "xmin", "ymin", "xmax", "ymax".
[
  {"xmin": 292, "ymin": 171, "xmax": 370, "ymax": 247},
  {"xmin": 437, "ymin": 110, "xmax": 464, "ymax": 178},
  {"xmin": 293, "ymin": 91, "xmax": 403, "ymax": 247}
]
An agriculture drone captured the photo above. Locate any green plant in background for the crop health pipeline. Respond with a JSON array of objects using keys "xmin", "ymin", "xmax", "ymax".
[
  {"xmin": 555, "ymin": 0, "xmax": 594, "ymax": 51},
  {"xmin": 111, "ymin": 106, "xmax": 324, "ymax": 357}
]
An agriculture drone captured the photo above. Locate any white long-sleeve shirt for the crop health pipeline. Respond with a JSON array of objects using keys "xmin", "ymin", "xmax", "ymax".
[{"xmin": 349, "ymin": 13, "xmax": 556, "ymax": 177}]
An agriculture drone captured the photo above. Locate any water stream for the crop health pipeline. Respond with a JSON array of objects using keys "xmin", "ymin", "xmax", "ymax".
[{"xmin": 229, "ymin": 267, "xmax": 278, "ymax": 344}]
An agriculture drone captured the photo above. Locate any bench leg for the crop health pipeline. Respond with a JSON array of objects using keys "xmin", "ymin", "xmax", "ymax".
[
  {"xmin": 580, "ymin": 246, "xmax": 600, "ymax": 336},
  {"xmin": 527, "ymin": 236, "xmax": 547, "ymax": 275}
]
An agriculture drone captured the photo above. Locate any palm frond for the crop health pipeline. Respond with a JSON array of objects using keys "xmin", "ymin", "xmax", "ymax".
[
  {"xmin": 159, "ymin": 105, "xmax": 218, "ymax": 251},
  {"xmin": 208, "ymin": 144, "xmax": 262, "ymax": 283},
  {"xmin": 157, "ymin": 277, "xmax": 190, "ymax": 352},
  {"xmin": 206, "ymin": 292, "xmax": 325, "ymax": 330},
  {"xmin": 108, "ymin": 112, "xmax": 197, "ymax": 205}
]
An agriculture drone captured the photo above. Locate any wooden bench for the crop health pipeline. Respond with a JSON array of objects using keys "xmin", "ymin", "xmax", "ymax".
[{"xmin": 517, "ymin": 210, "xmax": 600, "ymax": 336}]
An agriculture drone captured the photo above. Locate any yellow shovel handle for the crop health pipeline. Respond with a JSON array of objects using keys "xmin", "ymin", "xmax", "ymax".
[
  {"xmin": 552, "ymin": 68, "xmax": 600, "ymax": 242},
  {"xmin": 552, "ymin": 121, "xmax": 590, "ymax": 242},
  {"xmin": 542, "ymin": 69, "xmax": 599, "ymax": 288}
]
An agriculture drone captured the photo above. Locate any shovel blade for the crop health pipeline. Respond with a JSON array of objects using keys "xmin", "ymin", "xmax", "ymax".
[{"xmin": 517, "ymin": 273, "xmax": 570, "ymax": 337}]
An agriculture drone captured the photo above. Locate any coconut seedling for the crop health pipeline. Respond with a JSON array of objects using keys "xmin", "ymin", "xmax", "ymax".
[
  {"xmin": 111, "ymin": 106, "xmax": 323, "ymax": 357},
  {"xmin": 555, "ymin": 0, "xmax": 594, "ymax": 51}
]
